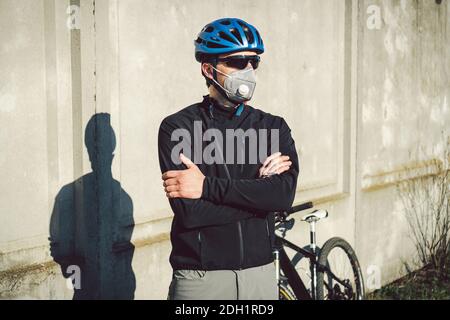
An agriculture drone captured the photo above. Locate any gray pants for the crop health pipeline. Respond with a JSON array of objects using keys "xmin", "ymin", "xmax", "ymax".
[{"xmin": 167, "ymin": 262, "xmax": 278, "ymax": 300}]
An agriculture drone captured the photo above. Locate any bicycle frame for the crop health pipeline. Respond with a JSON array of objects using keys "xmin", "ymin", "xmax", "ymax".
[
  {"xmin": 274, "ymin": 235, "xmax": 314, "ymax": 300},
  {"xmin": 275, "ymin": 231, "xmax": 355, "ymax": 300},
  {"xmin": 274, "ymin": 202, "xmax": 357, "ymax": 300}
]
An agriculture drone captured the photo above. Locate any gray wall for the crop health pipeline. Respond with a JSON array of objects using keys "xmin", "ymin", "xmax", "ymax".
[{"xmin": 0, "ymin": 0, "xmax": 449, "ymax": 299}]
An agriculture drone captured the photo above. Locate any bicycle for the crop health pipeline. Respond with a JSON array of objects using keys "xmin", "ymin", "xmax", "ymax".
[{"xmin": 274, "ymin": 201, "xmax": 365, "ymax": 300}]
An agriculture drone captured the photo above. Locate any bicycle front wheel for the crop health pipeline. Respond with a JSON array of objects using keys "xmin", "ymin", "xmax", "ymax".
[{"xmin": 316, "ymin": 237, "xmax": 365, "ymax": 300}]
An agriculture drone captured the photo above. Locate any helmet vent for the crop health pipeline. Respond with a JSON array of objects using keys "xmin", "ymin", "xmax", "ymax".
[
  {"xmin": 238, "ymin": 21, "xmax": 254, "ymax": 44},
  {"xmin": 220, "ymin": 20, "xmax": 231, "ymax": 25},
  {"xmin": 195, "ymin": 37, "xmax": 202, "ymax": 44},
  {"xmin": 218, "ymin": 31, "xmax": 238, "ymax": 45},
  {"xmin": 205, "ymin": 41, "xmax": 227, "ymax": 49},
  {"xmin": 229, "ymin": 28, "xmax": 242, "ymax": 45},
  {"xmin": 204, "ymin": 26, "xmax": 214, "ymax": 33}
]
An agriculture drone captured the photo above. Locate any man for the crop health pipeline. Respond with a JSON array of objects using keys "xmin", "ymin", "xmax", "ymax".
[{"xmin": 158, "ymin": 18, "xmax": 299, "ymax": 300}]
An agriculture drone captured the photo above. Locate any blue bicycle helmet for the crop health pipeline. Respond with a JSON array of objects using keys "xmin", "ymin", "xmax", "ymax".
[{"xmin": 194, "ymin": 18, "xmax": 264, "ymax": 62}]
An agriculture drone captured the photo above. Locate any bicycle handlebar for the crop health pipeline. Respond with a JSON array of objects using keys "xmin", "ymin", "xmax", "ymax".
[
  {"xmin": 276, "ymin": 201, "xmax": 314, "ymax": 222},
  {"xmin": 288, "ymin": 201, "xmax": 314, "ymax": 214}
]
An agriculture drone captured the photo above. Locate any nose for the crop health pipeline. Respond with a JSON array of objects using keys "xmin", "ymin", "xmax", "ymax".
[{"xmin": 243, "ymin": 62, "xmax": 254, "ymax": 72}]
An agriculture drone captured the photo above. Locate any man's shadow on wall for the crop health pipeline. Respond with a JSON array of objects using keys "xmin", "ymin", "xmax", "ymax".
[{"xmin": 49, "ymin": 113, "xmax": 136, "ymax": 299}]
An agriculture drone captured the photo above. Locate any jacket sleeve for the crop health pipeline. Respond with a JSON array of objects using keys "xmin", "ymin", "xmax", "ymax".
[
  {"xmin": 158, "ymin": 118, "xmax": 255, "ymax": 229},
  {"xmin": 201, "ymin": 118, "xmax": 299, "ymax": 212}
]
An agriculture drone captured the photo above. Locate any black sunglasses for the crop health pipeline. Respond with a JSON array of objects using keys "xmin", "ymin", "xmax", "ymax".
[{"xmin": 217, "ymin": 55, "xmax": 261, "ymax": 70}]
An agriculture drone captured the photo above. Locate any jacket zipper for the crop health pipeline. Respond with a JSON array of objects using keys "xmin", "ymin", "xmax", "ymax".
[
  {"xmin": 240, "ymin": 137, "xmax": 244, "ymax": 173},
  {"xmin": 237, "ymin": 221, "xmax": 244, "ymax": 270},
  {"xmin": 210, "ymin": 106, "xmax": 244, "ymax": 269},
  {"xmin": 265, "ymin": 218, "xmax": 273, "ymax": 248},
  {"xmin": 198, "ymin": 231, "xmax": 202, "ymax": 266}
]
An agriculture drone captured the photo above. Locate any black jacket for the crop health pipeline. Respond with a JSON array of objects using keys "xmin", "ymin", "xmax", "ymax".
[{"xmin": 158, "ymin": 95, "xmax": 299, "ymax": 270}]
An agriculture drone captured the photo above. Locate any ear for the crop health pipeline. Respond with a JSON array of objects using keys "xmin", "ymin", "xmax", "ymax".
[{"xmin": 201, "ymin": 63, "xmax": 213, "ymax": 79}]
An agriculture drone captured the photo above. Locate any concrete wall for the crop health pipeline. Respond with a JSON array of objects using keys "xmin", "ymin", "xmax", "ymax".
[
  {"xmin": 0, "ymin": 0, "xmax": 448, "ymax": 299},
  {"xmin": 356, "ymin": 0, "xmax": 450, "ymax": 286}
]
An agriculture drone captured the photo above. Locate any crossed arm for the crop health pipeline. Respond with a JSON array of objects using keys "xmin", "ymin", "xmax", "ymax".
[{"xmin": 158, "ymin": 118, "xmax": 299, "ymax": 229}]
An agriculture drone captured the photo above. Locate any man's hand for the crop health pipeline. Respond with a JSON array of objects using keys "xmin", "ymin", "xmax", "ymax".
[
  {"xmin": 162, "ymin": 154, "xmax": 205, "ymax": 199},
  {"xmin": 259, "ymin": 152, "xmax": 292, "ymax": 178}
]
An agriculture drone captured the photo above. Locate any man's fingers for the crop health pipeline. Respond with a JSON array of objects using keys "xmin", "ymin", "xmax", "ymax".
[
  {"xmin": 265, "ymin": 157, "xmax": 290, "ymax": 173},
  {"xmin": 166, "ymin": 191, "xmax": 198, "ymax": 199},
  {"xmin": 259, "ymin": 153, "xmax": 292, "ymax": 177},
  {"xmin": 164, "ymin": 185, "xmax": 180, "ymax": 193},
  {"xmin": 260, "ymin": 166, "xmax": 270, "ymax": 177},
  {"xmin": 262, "ymin": 161, "xmax": 292, "ymax": 177},
  {"xmin": 275, "ymin": 165, "xmax": 291, "ymax": 175},
  {"xmin": 262, "ymin": 152, "xmax": 281, "ymax": 167},
  {"xmin": 261, "ymin": 158, "xmax": 283, "ymax": 176},
  {"xmin": 166, "ymin": 191, "xmax": 181, "ymax": 198},
  {"xmin": 163, "ymin": 178, "xmax": 178, "ymax": 187},
  {"xmin": 262, "ymin": 152, "xmax": 281, "ymax": 168},
  {"xmin": 262, "ymin": 154, "xmax": 289, "ymax": 170},
  {"xmin": 180, "ymin": 153, "xmax": 195, "ymax": 169},
  {"xmin": 162, "ymin": 170, "xmax": 182, "ymax": 180},
  {"xmin": 268, "ymin": 161, "xmax": 291, "ymax": 175}
]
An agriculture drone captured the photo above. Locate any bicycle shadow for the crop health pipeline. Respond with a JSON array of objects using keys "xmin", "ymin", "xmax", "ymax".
[{"xmin": 48, "ymin": 113, "xmax": 136, "ymax": 299}]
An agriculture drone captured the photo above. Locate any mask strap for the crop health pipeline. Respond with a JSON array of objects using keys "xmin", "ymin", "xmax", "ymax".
[
  {"xmin": 209, "ymin": 65, "xmax": 233, "ymax": 95},
  {"xmin": 207, "ymin": 60, "xmax": 249, "ymax": 105},
  {"xmin": 211, "ymin": 65, "xmax": 230, "ymax": 78}
]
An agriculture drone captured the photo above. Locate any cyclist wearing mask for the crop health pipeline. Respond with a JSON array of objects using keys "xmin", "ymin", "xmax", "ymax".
[{"xmin": 158, "ymin": 18, "xmax": 299, "ymax": 300}]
